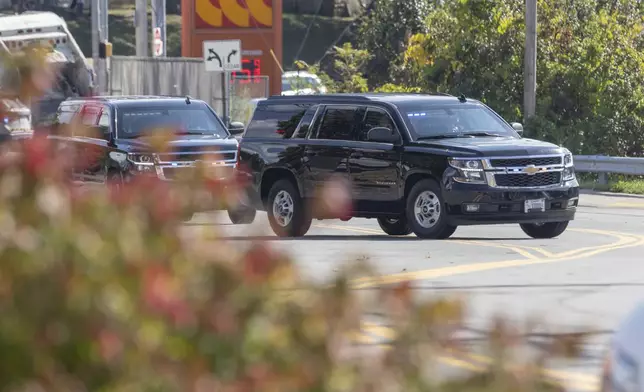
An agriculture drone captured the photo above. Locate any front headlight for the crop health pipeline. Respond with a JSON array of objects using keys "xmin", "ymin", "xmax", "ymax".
[
  {"xmin": 127, "ymin": 153, "xmax": 154, "ymax": 165},
  {"xmin": 562, "ymin": 152, "xmax": 575, "ymax": 181},
  {"xmin": 448, "ymin": 158, "xmax": 486, "ymax": 184}
]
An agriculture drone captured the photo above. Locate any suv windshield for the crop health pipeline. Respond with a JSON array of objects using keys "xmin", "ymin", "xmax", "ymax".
[
  {"xmin": 117, "ymin": 106, "xmax": 228, "ymax": 139},
  {"xmin": 399, "ymin": 104, "xmax": 518, "ymax": 140}
]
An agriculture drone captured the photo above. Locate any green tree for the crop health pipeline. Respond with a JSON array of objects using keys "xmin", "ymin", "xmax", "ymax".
[
  {"xmin": 356, "ymin": 0, "xmax": 433, "ymax": 86},
  {"xmin": 403, "ymin": 0, "xmax": 644, "ymax": 156},
  {"xmin": 300, "ymin": 42, "xmax": 372, "ymax": 93}
]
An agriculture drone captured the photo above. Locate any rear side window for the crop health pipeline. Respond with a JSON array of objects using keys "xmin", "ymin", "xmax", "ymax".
[
  {"xmin": 244, "ymin": 103, "xmax": 310, "ymax": 138},
  {"xmin": 315, "ymin": 107, "xmax": 360, "ymax": 141}
]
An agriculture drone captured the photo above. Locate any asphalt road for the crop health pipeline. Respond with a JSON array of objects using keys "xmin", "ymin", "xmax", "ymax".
[{"xmin": 186, "ymin": 190, "xmax": 644, "ymax": 392}]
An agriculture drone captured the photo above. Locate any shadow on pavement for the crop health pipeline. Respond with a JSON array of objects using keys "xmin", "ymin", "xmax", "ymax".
[{"xmin": 221, "ymin": 234, "xmax": 422, "ymax": 241}]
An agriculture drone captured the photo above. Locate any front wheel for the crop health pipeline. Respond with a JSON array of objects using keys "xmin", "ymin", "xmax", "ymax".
[
  {"xmin": 520, "ymin": 221, "xmax": 569, "ymax": 239},
  {"xmin": 405, "ymin": 179, "xmax": 457, "ymax": 239},
  {"xmin": 377, "ymin": 217, "xmax": 412, "ymax": 236},
  {"xmin": 227, "ymin": 205, "xmax": 256, "ymax": 224},
  {"xmin": 266, "ymin": 179, "xmax": 312, "ymax": 237}
]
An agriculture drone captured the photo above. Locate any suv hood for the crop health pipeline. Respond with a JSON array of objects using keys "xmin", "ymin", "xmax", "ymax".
[
  {"xmin": 117, "ymin": 135, "xmax": 238, "ymax": 153},
  {"xmin": 414, "ymin": 136, "xmax": 565, "ymax": 157}
]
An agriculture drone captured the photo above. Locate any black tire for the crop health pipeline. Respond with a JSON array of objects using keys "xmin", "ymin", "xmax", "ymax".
[
  {"xmin": 520, "ymin": 221, "xmax": 569, "ymax": 239},
  {"xmin": 266, "ymin": 179, "xmax": 312, "ymax": 237},
  {"xmin": 405, "ymin": 179, "xmax": 457, "ymax": 239},
  {"xmin": 227, "ymin": 205, "xmax": 256, "ymax": 224},
  {"xmin": 377, "ymin": 217, "xmax": 412, "ymax": 236}
]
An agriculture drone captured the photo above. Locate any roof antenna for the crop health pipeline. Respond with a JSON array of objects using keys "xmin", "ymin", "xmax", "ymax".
[
  {"xmin": 458, "ymin": 94, "xmax": 467, "ymax": 103},
  {"xmin": 185, "ymin": 95, "xmax": 191, "ymax": 104}
]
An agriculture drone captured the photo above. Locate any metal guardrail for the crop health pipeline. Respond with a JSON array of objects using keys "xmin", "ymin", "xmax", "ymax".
[
  {"xmin": 574, "ymin": 155, "xmax": 644, "ymax": 175},
  {"xmin": 574, "ymin": 155, "xmax": 644, "ymax": 184}
]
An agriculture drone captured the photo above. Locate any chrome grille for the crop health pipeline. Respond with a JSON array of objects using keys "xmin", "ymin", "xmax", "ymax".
[
  {"xmin": 162, "ymin": 165, "xmax": 234, "ymax": 180},
  {"xmin": 484, "ymin": 154, "xmax": 565, "ymax": 189},
  {"xmin": 490, "ymin": 156, "xmax": 562, "ymax": 167},
  {"xmin": 494, "ymin": 172, "xmax": 562, "ymax": 187},
  {"xmin": 155, "ymin": 149, "xmax": 237, "ymax": 181},
  {"xmin": 156, "ymin": 151, "xmax": 236, "ymax": 164}
]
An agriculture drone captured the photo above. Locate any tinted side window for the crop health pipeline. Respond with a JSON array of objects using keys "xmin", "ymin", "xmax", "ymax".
[
  {"xmin": 292, "ymin": 106, "xmax": 319, "ymax": 138},
  {"xmin": 359, "ymin": 108, "xmax": 396, "ymax": 141},
  {"xmin": 245, "ymin": 103, "xmax": 310, "ymax": 138},
  {"xmin": 316, "ymin": 107, "xmax": 358, "ymax": 141}
]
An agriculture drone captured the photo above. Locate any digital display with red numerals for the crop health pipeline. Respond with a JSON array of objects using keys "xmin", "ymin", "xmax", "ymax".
[{"xmin": 232, "ymin": 58, "xmax": 262, "ymax": 83}]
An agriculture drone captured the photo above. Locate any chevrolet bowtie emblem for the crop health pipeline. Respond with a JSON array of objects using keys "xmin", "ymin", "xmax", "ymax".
[{"xmin": 523, "ymin": 165, "xmax": 540, "ymax": 175}]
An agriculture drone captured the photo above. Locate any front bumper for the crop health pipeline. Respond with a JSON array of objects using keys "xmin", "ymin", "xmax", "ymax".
[
  {"xmin": 444, "ymin": 182, "xmax": 579, "ymax": 226},
  {"xmin": 129, "ymin": 165, "xmax": 243, "ymax": 212}
]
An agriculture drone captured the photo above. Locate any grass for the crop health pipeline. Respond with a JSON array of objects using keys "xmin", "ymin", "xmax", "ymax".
[
  {"xmin": 578, "ymin": 175, "xmax": 644, "ymax": 195},
  {"xmin": 55, "ymin": 5, "xmax": 355, "ymax": 70}
]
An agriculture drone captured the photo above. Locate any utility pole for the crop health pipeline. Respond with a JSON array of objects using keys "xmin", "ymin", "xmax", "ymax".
[
  {"xmin": 91, "ymin": 0, "xmax": 99, "ymax": 93},
  {"xmin": 135, "ymin": 0, "xmax": 149, "ymax": 57},
  {"xmin": 91, "ymin": 0, "xmax": 109, "ymax": 94},
  {"xmin": 523, "ymin": 0, "xmax": 537, "ymax": 120}
]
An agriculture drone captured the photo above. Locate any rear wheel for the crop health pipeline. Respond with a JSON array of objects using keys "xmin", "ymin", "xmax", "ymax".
[
  {"xmin": 520, "ymin": 221, "xmax": 569, "ymax": 239},
  {"xmin": 405, "ymin": 179, "xmax": 457, "ymax": 239},
  {"xmin": 266, "ymin": 179, "xmax": 312, "ymax": 237},
  {"xmin": 377, "ymin": 217, "xmax": 412, "ymax": 236}
]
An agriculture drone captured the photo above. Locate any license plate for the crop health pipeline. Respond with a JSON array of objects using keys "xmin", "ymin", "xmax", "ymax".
[{"xmin": 524, "ymin": 198, "xmax": 545, "ymax": 213}]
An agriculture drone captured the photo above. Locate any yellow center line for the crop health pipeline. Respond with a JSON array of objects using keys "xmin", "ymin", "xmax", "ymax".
[
  {"xmin": 313, "ymin": 223, "xmax": 643, "ymax": 288},
  {"xmin": 351, "ymin": 232, "xmax": 641, "ymax": 289},
  {"xmin": 449, "ymin": 239, "xmax": 541, "ymax": 260}
]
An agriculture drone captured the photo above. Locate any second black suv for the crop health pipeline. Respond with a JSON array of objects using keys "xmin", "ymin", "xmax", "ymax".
[
  {"xmin": 48, "ymin": 95, "xmax": 256, "ymax": 222},
  {"xmin": 235, "ymin": 93, "xmax": 580, "ymax": 239}
]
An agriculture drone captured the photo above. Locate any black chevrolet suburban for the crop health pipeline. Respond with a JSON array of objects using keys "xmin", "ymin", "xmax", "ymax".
[
  {"xmin": 49, "ymin": 95, "xmax": 255, "ymax": 222},
  {"xmin": 236, "ymin": 93, "xmax": 580, "ymax": 239}
]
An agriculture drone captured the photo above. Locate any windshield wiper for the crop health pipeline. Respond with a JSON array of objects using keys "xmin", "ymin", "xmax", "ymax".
[
  {"xmin": 416, "ymin": 134, "xmax": 464, "ymax": 140},
  {"xmin": 459, "ymin": 132, "xmax": 504, "ymax": 137},
  {"xmin": 175, "ymin": 130, "xmax": 208, "ymax": 135}
]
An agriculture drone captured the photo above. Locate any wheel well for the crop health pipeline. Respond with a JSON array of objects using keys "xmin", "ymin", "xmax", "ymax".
[
  {"xmin": 260, "ymin": 168, "xmax": 298, "ymax": 205},
  {"xmin": 404, "ymin": 173, "xmax": 439, "ymax": 199}
]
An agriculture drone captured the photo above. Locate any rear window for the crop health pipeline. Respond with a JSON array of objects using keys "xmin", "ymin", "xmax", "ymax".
[{"xmin": 244, "ymin": 103, "xmax": 311, "ymax": 139}]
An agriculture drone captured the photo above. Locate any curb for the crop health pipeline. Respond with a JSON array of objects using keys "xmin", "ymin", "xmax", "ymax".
[{"xmin": 579, "ymin": 189, "xmax": 644, "ymax": 200}]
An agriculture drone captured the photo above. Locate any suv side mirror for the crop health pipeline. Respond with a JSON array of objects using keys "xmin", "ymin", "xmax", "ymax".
[
  {"xmin": 229, "ymin": 121, "xmax": 245, "ymax": 135},
  {"xmin": 367, "ymin": 127, "xmax": 399, "ymax": 144},
  {"xmin": 511, "ymin": 122, "xmax": 523, "ymax": 135}
]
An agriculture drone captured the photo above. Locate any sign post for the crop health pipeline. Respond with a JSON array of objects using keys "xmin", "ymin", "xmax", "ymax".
[
  {"xmin": 151, "ymin": 0, "xmax": 166, "ymax": 57},
  {"xmin": 203, "ymin": 40, "xmax": 242, "ymax": 126}
]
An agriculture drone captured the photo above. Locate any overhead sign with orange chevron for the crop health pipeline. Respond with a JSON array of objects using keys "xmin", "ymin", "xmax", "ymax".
[{"xmin": 195, "ymin": 0, "xmax": 273, "ymax": 29}]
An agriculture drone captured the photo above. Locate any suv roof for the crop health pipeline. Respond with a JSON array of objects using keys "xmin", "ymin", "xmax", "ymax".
[
  {"xmin": 63, "ymin": 95, "xmax": 207, "ymax": 108},
  {"xmin": 262, "ymin": 92, "xmax": 469, "ymax": 105}
]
